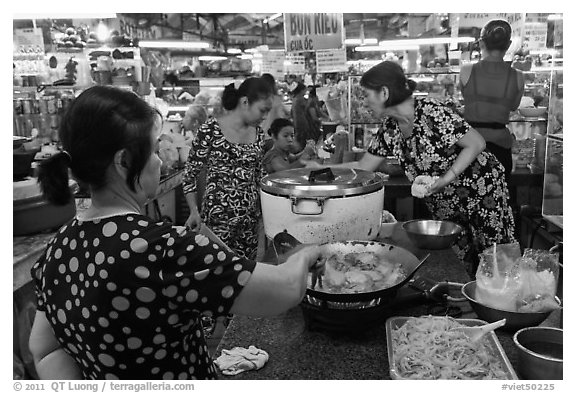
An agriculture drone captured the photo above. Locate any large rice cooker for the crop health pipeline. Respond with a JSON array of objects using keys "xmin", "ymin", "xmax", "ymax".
[{"xmin": 260, "ymin": 167, "xmax": 385, "ymax": 244}]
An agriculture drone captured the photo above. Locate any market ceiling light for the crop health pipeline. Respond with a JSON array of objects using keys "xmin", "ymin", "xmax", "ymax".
[
  {"xmin": 96, "ymin": 21, "xmax": 110, "ymax": 42},
  {"xmin": 355, "ymin": 44, "xmax": 419, "ymax": 52},
  {"xmin": 263, "ymin": 13, "xmax": 283, "ymax": 24},
  {"xmin": 547, "ymin": 14, "xmax": 563, "ymax": 21},
  {"xmin": 227, "ymin": 48, "xmax": 242, "ymax": 54},
  {"xmin": 198, "ymin": 55, "xmax": 228, "ymax": 61},
  {"xmin": 138, "ymin": 40, "xmax": 210, "ymax": 49},
  {"xmin": 345, "ymin": 38, "xmax": 378, "ymax": 45},
  {"xmin": 237, "ymin": 54, "xmax": 254, "ymax": 59},
  {"xmin": 378, "ymin": 37, "xmax": 475, "ymax": 46}
]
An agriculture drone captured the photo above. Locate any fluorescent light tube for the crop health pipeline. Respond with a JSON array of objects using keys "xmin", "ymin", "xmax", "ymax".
[{"xmin": 139, "ymin": 41, "xmax": 210, "ymax": 49}]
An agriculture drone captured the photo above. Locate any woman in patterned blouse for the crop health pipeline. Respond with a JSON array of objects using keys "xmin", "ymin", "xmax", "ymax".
[
  {"xmin": 311, "ymin": 61, "xmax": 516, "ymax": 278},
  {"xmin": 182, "ymin": 78, "xmax": 272, "ymax": 260},
  {"xmin": 29, "ymin": 86, "xmax": 325, "ymax": 380}
]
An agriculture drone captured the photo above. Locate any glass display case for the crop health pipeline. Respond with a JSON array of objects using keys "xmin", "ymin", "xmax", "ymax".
[{"xmin": 541, "ymin": 68, "xmax": 563, "ymax": 228}]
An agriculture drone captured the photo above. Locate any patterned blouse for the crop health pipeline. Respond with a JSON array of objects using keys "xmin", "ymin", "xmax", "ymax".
[{"xmin": 31, "ymin": 214, "xmax": 256, "ymax": 379}]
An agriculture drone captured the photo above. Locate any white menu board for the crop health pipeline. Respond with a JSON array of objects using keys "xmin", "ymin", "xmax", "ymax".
[
  {"xmin": 316, "ymin": 48, "xmax": 347, "ymax": 73},
  {"xmin": 261, "ymin": 51, "xmax": 286, "ymax": 78}
]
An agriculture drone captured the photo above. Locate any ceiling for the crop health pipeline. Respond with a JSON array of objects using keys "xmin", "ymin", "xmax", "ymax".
[{"xmin": 118, "ymin": 13, "xmax": 438, "ymax": 49}]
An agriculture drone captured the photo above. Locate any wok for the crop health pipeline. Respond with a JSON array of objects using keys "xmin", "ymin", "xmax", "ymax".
[
  {"xmin": 273, "ymin": 231, "xmax": 430, "ymax": 303},
  {"xmin": 307, "ymin": 240, "xmax": 429, "ymax": 303}
]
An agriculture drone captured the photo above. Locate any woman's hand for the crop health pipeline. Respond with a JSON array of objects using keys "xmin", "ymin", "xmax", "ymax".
[
  {"xmin": 428, "ymin": 172, "xmax": 455, "ymax": 194},
  {"xmin": 185, "ymin": 209, "xmax": 202, "ymax": 231}
]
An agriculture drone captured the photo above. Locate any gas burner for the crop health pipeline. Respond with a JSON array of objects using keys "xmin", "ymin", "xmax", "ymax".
[{"xmin": 299, "ymin": 277, "xmax": 464, "ymax": 333}]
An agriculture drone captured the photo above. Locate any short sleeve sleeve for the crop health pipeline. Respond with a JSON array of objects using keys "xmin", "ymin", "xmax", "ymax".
[
  {"xmin": 367, "ymin": 121, "xmax": 395, "ymax": 157},
  {"xmin": 156, "ymin": 225, "xmax": 257, "ymax": 318},
  {"xmin": 422, "ymin": 100, "xmax": 471, "ymax": 150}
]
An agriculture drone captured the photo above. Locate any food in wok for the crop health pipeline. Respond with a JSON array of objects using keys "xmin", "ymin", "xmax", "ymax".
[
  {"xmin": 315, "ymin": 251, "xmax": 407, "ymax": 294},
  {"xmin": 390, "ymin": 316, "xmax": 510, "ymax": 380}
]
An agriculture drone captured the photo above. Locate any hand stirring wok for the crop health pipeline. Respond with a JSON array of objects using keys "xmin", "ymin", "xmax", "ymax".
[{"xmin": 452, "ymin": 318, "xmax": 507, "ymax": 343}]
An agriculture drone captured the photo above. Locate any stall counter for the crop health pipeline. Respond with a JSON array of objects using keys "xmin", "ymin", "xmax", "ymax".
[{"xmin": 215, "ymin": 223, "xmax": 561, "ymax": 380}]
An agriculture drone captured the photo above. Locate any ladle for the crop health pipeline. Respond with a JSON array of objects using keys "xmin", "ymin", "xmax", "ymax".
[{"xmin": 453, "ymin": 318, "xmax": 507, "ymax": 343}]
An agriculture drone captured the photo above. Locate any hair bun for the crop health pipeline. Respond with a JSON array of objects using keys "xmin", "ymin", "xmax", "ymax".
[
  {"xmin": 406, "ymin": 79, "xmax": 417, "ymax": 92},
  {"xmin": 222, "ymin": 83, "xmax": 240, "ymax": 110}
]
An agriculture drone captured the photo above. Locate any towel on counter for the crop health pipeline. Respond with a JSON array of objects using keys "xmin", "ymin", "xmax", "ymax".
[
  {"xmin": 214, "ymin": 345, "xmax": 269, "ymax": 375},
  {"xmin": 411, "ymin": 175, "xmax": 439, "ymax": 198}
]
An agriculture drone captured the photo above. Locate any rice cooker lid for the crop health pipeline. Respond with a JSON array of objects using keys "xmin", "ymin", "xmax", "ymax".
[{"xmin": 260, "ymin": 167, "xmax": 384, "ymax": 197}]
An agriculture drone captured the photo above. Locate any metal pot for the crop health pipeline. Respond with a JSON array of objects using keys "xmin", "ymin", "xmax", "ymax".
[{"xmin": 260, "ymin": 167, "xmax": 385, "ymax": 244}]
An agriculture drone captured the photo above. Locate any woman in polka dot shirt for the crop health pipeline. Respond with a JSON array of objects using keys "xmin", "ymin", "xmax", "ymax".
[{"xmin": 29, "ymin": 86, "xmax": 325, "ymax": 380}]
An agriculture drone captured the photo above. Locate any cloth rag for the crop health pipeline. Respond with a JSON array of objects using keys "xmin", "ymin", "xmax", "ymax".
[
  {"xmin": 411, "ymin": 175, "xmax": 439, "ymax": 198},
  {"xmin": 214, "ymin": 345, "xmax": 269, "ymax": 375}
]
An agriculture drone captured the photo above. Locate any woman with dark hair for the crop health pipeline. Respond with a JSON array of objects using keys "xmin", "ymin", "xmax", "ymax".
[
  {"xmin": 182, "ymin": 77, "xmax": 272, "ymax": 259},
  {"xmin": 29, "ymin": 85, "xmax": 325, "ymax": 380},
  {"xmin": 309, "ymin": 61, "xmax": 516, "ymax": 278},
  {"xmin": 460, "ymin": 19, "xmax": 525, "ymax": 186},
  {"xmin": 289, "ymin": 82, "xmax": 321, "ymax": 152},
  {"xmin": 306, "ymin": 86, "xmax": 330, "ymax": 132},
  {"xmin": 262, "ymin": 118, "xmax": 316, "ymax": 174},
  {"xmin": 260, "ymin": 73, "xmax": 290, "ymax": 135}
]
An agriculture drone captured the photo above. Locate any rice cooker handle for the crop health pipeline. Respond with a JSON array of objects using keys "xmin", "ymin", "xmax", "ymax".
[
  {"xmin": 290, "ymin": 196, "xmax": 327, "ymax": 215},
  {"xmin": 308, "ymin": 167, "xmax": 336, "ymax": 183}
]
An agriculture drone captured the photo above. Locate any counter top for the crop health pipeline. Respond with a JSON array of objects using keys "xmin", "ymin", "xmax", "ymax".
[{"xmin": 215, "ymin": 223, "xmax": 561, "ymax": 380}]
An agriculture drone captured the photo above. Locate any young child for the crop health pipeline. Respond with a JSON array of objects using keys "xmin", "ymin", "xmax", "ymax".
[{"xmin": 262, "ymin": 118, "xmax": 316, "ymax": 174}]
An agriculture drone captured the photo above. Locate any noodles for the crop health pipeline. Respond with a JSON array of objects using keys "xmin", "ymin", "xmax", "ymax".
[{"xmin": 391, "ymin": 316, "xmax": 510, "ymax": 380}]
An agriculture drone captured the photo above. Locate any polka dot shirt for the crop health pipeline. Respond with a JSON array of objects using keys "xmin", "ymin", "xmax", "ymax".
[{"xmin": 31, "ymin": 214, "xmax": 256, "ymax": 380}]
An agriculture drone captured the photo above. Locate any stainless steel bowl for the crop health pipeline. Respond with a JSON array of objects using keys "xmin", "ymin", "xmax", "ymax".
[
  {"xmin": 513, "ymin": 327, "xmax": 563, "ymax": 380},
  {"xmin": 461, "ymin": 281, "xmax": 562, "ymax": 332},
  {"xmin": 402, "ymin": 219, "xmax": 463, "ymax": 249}
]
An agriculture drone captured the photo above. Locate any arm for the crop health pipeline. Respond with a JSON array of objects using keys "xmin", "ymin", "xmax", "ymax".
[
  {"xmin": 459, "ymin": 63, "xmax": 473, "ymax": 88},
  {"xmin": 29, "ymin": 311, "xmax": 83, "ymax": 379},
  {"xmin": 182, "ymin": 122, "xmax": 213, "ymax": 229},
  {"xmin": 428, "ymin": 127, "xmax": 486, "ymax": 193},
  {"xmin": 305, "ymin": 150, "xmax": 385, "ymax": 171},
  {"xmin": 511, "ymin": 70, "xmax": 526, "ymax": 110},
  {"xmin": 230, "ymin": 245, "xmax": 325, "ymax": 316}
]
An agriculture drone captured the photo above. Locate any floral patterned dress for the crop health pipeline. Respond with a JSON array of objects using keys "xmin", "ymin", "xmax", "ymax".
[
  {"xmin": 183, "ymin": 117, "xmax": 265, "ymax": 259},
  {"xmin": 367, "ymin": 96, "xmax": 516, "ymax": 277}
]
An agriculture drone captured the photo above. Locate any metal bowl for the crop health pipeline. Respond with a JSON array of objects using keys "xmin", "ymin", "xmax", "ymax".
[
  {"xmin": 513, "ymin": 327, "xmax": 563, "ymax": 380},
  {"xmin": 518, "ymin": 106, "xmax": 547, "ymax": 118},
  {"xmin": 402, "ymin": 219, "xmax": 463, "ymax": 249},
  {"xmin": 461, "ymin": 281, "xmax": 562, "ymax": 332}
]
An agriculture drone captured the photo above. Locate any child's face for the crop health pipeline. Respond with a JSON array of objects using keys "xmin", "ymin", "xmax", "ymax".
[{"xmin": 274, "ymin": 126, "xmax": 295, "ymax": 151}]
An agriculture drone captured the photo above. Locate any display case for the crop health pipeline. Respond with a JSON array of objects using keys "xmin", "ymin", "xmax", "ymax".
[{"xmin": 541, "ymin": 68, "xmax": 563, "ymax": 228}]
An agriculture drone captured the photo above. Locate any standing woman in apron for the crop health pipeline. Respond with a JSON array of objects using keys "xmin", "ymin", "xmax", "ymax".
[{"xmin": 460, "ymin": 19, "xmax": 525, "ymax": 188}]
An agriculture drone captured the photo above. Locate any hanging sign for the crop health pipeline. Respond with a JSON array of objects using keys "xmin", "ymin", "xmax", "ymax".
[
  {"xmin": 284, "ymin": 13, "xmax": 344, "ymax": 52},
  {"xmin": 261, "ymin": 51, "xmax": 286, "ymax": 78},
  {"xmin": 315, "ymin": 48, "xmax": 347, "ymax": 73},
  {"xmin": 284, "ymin": 54, "xmax": 306, "ymax": 74},
  {"xmin": 14, "ymin": 28, "xmax": 45, "ymax": 52},
  {"xmin": 523, "ymin": 23, "xmax": 548, "ymax": 51}
]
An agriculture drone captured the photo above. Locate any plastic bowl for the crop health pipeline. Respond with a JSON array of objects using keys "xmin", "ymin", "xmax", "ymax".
[
  {"xmin": 461, "ymin": 281, "xmax": 561, "ymax": 332},
  {"xmin": 518, "ymin": 107, "xmax": 547, "ymax": 118},
  {"xmin": 402, "ymin": 219, "xmax": 463, "ymax": 249},
  {"xmin": 513, "ymin": 327, "xmax": 563, "ymax": 380}
]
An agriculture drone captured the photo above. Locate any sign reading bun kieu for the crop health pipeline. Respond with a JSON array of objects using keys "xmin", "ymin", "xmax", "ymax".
[{"xmin": 284, "ymin": 13, "xmax": 345, "ymax": 52}]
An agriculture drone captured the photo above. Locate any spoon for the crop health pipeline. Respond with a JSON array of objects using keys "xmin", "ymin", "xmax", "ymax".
[{"xmin": 453, "ymin": 319, "xmax": 507, "ymax": 343}]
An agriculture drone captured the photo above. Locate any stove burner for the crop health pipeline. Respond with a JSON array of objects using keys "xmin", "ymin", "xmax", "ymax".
[{"xmin": 300, "ymin": 277, "xmax": 465, "ymax": 333}]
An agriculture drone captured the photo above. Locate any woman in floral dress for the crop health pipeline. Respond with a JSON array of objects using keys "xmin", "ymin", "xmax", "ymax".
[
  {"xmin": 183, "ymin": 78, "xmax": 272, "ymax": 259},
  {"xmin": 312, "ymin": 61, "xmax": 516, "ymax": 277}
]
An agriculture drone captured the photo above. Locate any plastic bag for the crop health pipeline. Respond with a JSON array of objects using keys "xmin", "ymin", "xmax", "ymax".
[
  {"xmin": 516, "ymin": 249, "xmax": 560, "ymax": 313},
  {"xmin": 475, "ymin": 243, "xmax": 522, "ymax": 312},
  {"xmin": 475, "ymin": 244, "xmax": 560, "ymax": 313}
]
